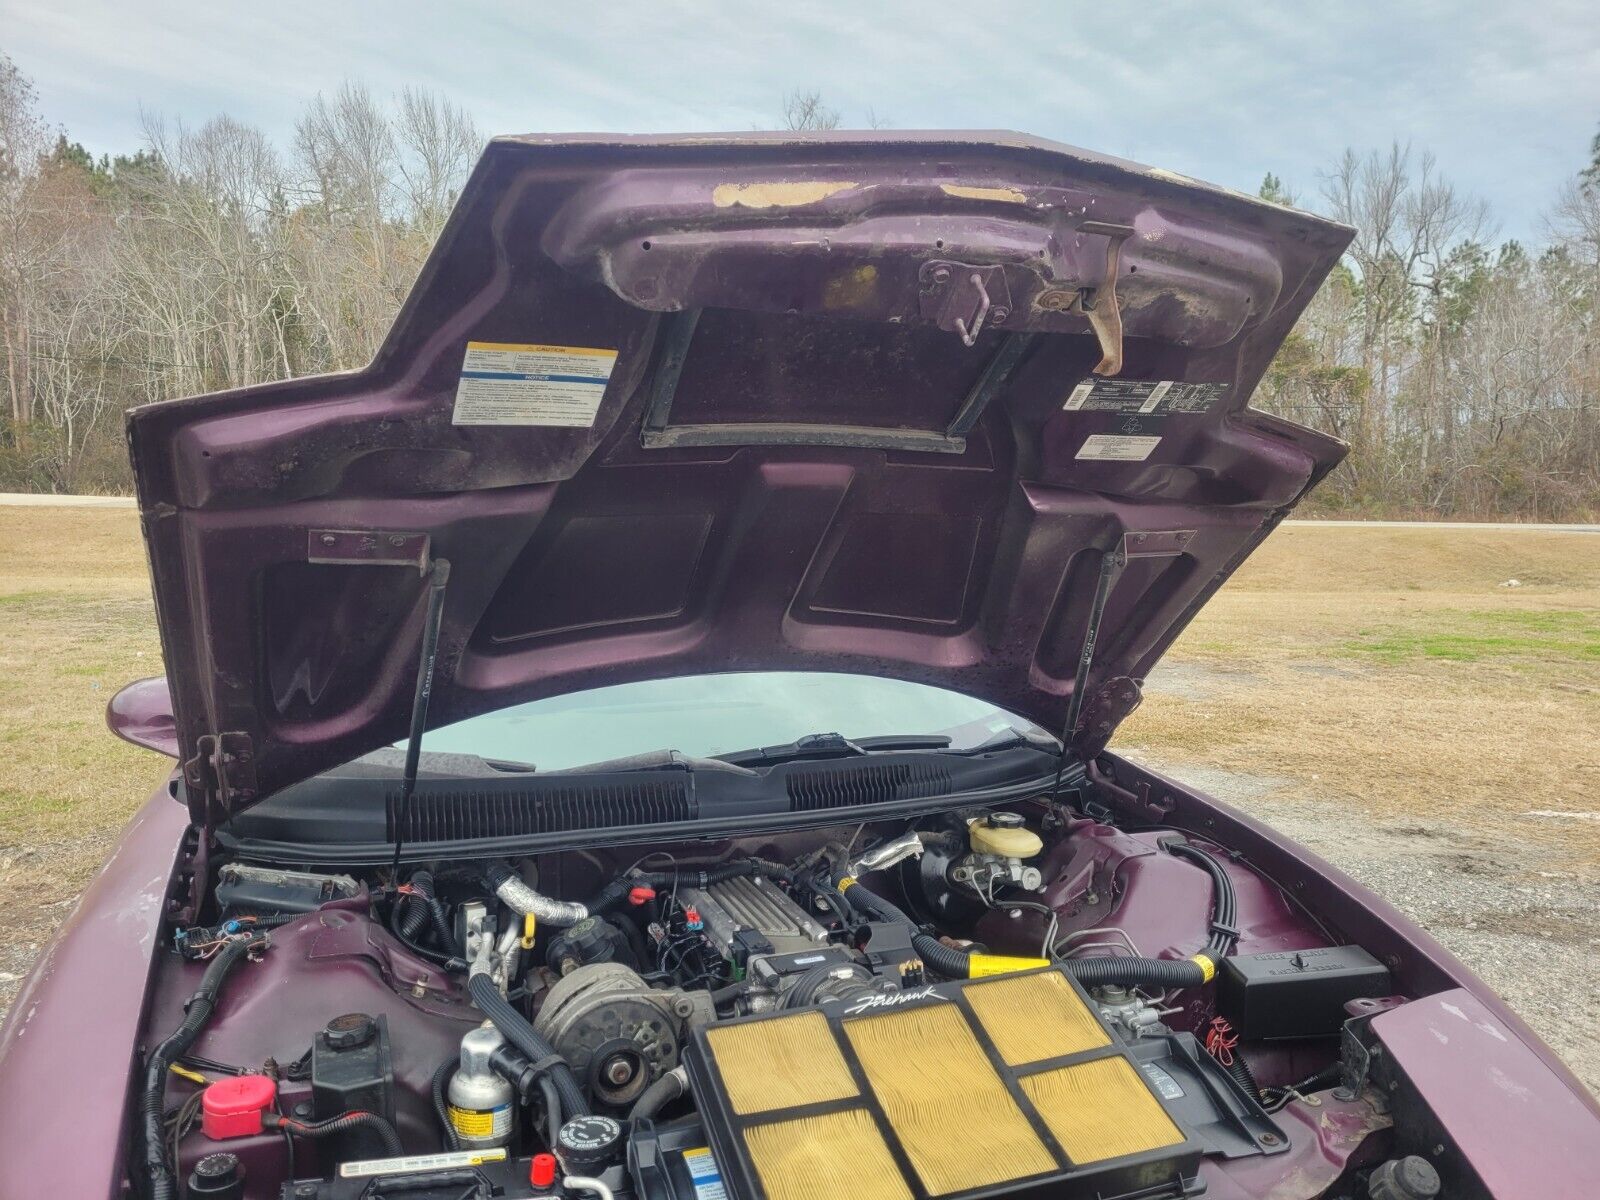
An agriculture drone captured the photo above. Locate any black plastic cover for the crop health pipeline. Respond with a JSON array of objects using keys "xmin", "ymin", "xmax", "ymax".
[
  {"xmin": 310, "ymin": 1012, "xmax": 395, "ymax": 1159},
  {"xmin": 1218, "ymin": 945, "xmax": 1391, "ymax": 1040}
]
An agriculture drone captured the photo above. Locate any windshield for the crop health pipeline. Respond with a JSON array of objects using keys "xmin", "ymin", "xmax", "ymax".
[{"xmin": 412, "ymin": 672, "xmax": 1046, "ymax": 771}]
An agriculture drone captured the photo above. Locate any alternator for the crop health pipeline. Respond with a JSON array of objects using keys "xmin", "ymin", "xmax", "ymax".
[{"xmin": 533, "ymin": 963, "xmax": 713, "ymax": 1107}]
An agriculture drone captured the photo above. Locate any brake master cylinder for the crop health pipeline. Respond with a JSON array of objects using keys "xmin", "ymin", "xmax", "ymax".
[
  {"xmin": 952, "ymin": 812, "xmax": 1045, "ymax": 893},
  {"xmin": 447, "ymin": 1024, "xmax": 515, "ymax": 1150}
]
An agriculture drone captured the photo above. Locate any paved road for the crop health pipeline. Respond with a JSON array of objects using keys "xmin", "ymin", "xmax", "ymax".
[
  {"xmin": 0, "ymin": 493, "xmax": 134, "ymax": 507},
  {"xmin": 4, "ymin": 494, "xmax": 1595, "ymax": 531}
]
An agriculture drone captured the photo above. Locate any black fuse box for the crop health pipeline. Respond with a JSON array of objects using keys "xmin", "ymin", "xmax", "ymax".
[{"xmin": 1217, "ymin": 945, "xmax": 1391, "ymax": 1040}]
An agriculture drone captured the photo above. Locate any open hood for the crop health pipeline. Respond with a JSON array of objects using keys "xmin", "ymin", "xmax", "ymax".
[{"xmin": 125, "ymin": 131, "xmax": 1352, "ymax": 824}]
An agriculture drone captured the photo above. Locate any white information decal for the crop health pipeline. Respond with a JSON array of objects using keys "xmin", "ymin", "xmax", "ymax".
[
  {"xmin": 452, "ymin": 341, "xmax": 618, "ymax": 427},
  {"xmin": 1075, "ymin": 433, "xmax": 1162, "ymax": 462},
  {"xmin": 340, "ymin": 1148, "xmax": 509, "ymax": 1178}
]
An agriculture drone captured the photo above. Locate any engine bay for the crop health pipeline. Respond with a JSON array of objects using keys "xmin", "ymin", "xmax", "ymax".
[{"xmin": 137, "ymin": 800, "xmax": 1422, "ymax": 1200}]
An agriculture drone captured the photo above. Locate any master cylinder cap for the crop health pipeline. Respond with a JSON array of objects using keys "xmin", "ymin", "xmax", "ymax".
[{"xmin": 969, "ymin": 812, "xmax": 1044, "ymax": 859}]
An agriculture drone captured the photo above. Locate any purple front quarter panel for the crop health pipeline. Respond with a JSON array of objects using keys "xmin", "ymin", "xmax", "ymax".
[{"xmin": 0, "ymin": 785, "xmax": 188, "ymax": 1196}]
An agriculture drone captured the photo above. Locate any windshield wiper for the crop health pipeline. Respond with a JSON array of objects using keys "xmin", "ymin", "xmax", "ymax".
[{"xmin": 717, "ymin": 731, "xmax": 953, "ymax": 768}]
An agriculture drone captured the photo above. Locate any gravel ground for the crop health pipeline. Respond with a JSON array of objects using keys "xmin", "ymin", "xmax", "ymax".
[{"xmin": 1122, "ymin": 748, "xmax": 1600, "ymax": 1099}]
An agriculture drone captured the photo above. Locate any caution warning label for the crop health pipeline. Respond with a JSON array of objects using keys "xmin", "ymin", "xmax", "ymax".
[{"xmin": 452, "ymin": 341, "xmax": 618, "ymax": 427}]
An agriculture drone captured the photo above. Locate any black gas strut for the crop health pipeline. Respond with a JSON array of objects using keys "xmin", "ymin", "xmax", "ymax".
[
  {"xmin": 1050, "ymin": 540, "xmax": 1127, "ymax": 804},
  {"xmin": 389, "ymin": 558, "xmax": 451, "ymax": 881}
]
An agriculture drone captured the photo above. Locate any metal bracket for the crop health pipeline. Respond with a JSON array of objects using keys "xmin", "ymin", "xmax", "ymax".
[
  {"xmin": 309, "ymin": 529, "xmax": 431, "ymax": 574},
  {"xmin": 919, "ymin": 262, "xmax": 1013, "ymax": 347},
  {"xmin": 1072, "ymin": 676, "xmax": 1144, "ymax": 758},
  {"xmin": 1071, "ymin": 221, "xmax": 1135, "ymax": 377},
  {"xmin": 183, "ymin": 731, "xmax": 258, "ymax": 824}
]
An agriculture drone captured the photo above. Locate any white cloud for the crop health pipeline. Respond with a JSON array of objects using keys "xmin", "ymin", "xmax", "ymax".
[{"xmin": 3, "ymin": 0, "xmax": 1596, "ymax": 240}]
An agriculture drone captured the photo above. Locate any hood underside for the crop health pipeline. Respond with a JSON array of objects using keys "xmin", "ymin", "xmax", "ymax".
[{"xmin": 125, "ymin": 131, "xmax": 1352, "ymax": 823}]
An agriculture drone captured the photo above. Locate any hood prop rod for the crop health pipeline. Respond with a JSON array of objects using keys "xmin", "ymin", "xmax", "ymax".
[
  {"xmin": 390, "ymin": 558, "xmax": 452, "ymax": 882},
  {"xmin": 1050, "ymin": 541, "xmax": 1127, "ymax": 804}
]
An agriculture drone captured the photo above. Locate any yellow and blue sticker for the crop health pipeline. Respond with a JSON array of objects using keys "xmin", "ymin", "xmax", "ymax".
[
  {"xmin": 682, "ymin": 1146, "xmax": 727, "ymax": 1200},
  {"xmin": 453, "ymin": 341, "xmax": 618, "ymax": 428}
]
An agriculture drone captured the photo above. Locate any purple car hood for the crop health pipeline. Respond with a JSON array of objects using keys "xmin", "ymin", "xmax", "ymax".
[{"xmin": 125, "ymin": 132, "xmax": 1352, "ymax": 825}]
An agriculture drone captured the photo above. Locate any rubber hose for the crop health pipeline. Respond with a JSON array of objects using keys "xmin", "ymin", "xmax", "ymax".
[
  {"xmin": 396, "ymin": 871, "xmax": 432, "ymax": 942},
  {"xmin": 838, "ymin": 874, "xmax": 1210, "ymax": 989},
  {"xmin": 910, "ymin": 932, "xmax": 975, "ymax": 980},
  {"xmin": 467, "ymin": 971, "xmax": 589, "ymax": 1120},
  {"xmin": 411, "ymin": 870, "xmax": 458, "ymax": 953},
  {"xmin": 389, "ymin": 917, "xmax": 467, "ymax": 972},
  {"xmin": 1063, "ymin": 955, "xmax": 1208, "ymax": 988},
  {"xmin": 537, "ymin": 1076, "xmax": 561, "ymax": 1151},
  {"xmin": 393, "ymin": 893, "xmax": 428, "ymax": 942},
  {"xmin": 1166, "ymin": 842, "xmax": 1238, "ymax": 958},
  {"xmin": 629, "ymin": 1069, "xmax": 686, "ymax": 1123},
  {"xmin": 142, "ymin": 935, "xmax": 265, "ymax": 1200},
  {"xmin": 273, "ymin": 1110, "xmax": 403, "ymax": 1157},
  {"xmin": 1226, "ymin": 1052, "xmax": 1261, "ymax": 1103},
  {"xmin": 431, "ymin": 1057, "xmax": 462, "ymax": 1152}
]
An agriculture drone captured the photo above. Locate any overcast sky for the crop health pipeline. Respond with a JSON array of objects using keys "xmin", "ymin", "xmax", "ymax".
[{"xmin": 4, "ymin": 0, "xmax": 1597, "ymax": 243}]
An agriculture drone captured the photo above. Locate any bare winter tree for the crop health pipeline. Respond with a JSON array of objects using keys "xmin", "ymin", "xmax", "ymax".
[
  {"xmin": 781, "ymin": 90, "xmax": 842, "ymax": 131},
  {"xmin": 0, "ymin": 51, "xmax": 1595, "ymax": 513}
]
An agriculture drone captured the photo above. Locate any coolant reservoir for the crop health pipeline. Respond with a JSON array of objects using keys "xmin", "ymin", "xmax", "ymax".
[{"xmin": 968, "ymin": 812, "xmax": 1044, "ymax": 859}]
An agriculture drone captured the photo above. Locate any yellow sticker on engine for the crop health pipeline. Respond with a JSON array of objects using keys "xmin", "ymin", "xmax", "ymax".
[
  {"xmin": 966, "ymin": 954, "xmax": 1052, "ymax": 978},
  {"xmin": 448, "ymin": 1103, "xmax": 511, "ymax": 1138}
]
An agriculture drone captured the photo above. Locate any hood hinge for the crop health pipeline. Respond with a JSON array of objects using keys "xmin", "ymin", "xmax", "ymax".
[{"xmin": 182, "ymin": 732, "xmax": 258, "ymax": 826}]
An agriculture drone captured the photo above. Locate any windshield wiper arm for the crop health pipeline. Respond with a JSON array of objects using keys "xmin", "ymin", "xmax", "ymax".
[{"xmin": 718, "ymin": 731, "xmax": 953, "ymax": 768}]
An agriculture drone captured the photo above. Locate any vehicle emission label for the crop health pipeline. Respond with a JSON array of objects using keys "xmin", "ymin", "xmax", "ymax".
[
  {"xmin": 340, "ymin": 1148, "xmax": 508, "ymax": 1178},
  {"xmin": 682, "ymin": 1146, "xmax": 728, "ymax": 1200},
  {"xmin": 1063, "ymin": 379, "xmax": 1228, "ymax": 415},
  {"xmin": 1075, "ymin": 433, "xmax": 1162, "ymax": 461},
  {"xmin": 452, "ymin": 341, "xmax": 618, "ymax": 427}
]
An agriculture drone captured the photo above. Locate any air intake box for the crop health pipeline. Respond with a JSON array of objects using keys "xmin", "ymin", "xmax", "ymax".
[{"xmin": 683, "ymin": 967, "xmax": 1204, "ymax": 1200}]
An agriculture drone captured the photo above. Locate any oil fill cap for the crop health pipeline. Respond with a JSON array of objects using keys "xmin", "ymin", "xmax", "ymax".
[{"xmin": 557, "ymin": 1114, "xmax": 623, "ymax": 1171}]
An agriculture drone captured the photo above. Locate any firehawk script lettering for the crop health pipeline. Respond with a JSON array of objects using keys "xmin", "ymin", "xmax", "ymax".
[{"xmin": 843, "ymin": 985, "xmax": 945, "ymax": 1015}]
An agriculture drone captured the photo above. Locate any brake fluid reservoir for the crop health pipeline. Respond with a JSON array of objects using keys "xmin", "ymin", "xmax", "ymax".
[
  {"xmin": 447, "ymin": 1024, "xmax": 515, "ymax": 1150},
  {"xmin": 968, "ymin": 812, "xmax": 1043, "ymax": 859}
]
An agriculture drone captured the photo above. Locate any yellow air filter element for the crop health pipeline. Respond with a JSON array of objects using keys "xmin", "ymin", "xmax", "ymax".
[
  {"xmin": 845, "ymin": 1002, "xmax": 1055, "ymax": 1196},
  {"xmin": 966, "ymin": 969, "xmax": 1111, "ymax": 1065},
  {"xmin": 705, "ymin": 1010, "xmax": 858, "ymax": 1116},
  {"xmin": 1020, "ymin": 1057, "xmax": 1185, "ymax": 1165},
  {"xmin": 745, "ymin": 1108, "xmax": 913, "ymax": 1200}
]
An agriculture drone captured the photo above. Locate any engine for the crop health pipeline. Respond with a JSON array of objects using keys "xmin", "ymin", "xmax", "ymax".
[{"xmin": 136, "ymin": 806, "xmax": 1399, "ymax": 1200}]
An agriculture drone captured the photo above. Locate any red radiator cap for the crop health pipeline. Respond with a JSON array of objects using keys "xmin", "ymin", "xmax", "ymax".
[{"xmin": 201, "ymin": 1074, "xmax": 278, "ymax": 1140}]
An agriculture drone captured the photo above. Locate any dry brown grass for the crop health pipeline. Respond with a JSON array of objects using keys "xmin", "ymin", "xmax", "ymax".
[
  {"xmin": 0, "ymin": 510, "xmax": 164, "ymax": 845},
  {"xmin": 0, "ymin": 509, "xmax": 1595, "ymax": 979}
]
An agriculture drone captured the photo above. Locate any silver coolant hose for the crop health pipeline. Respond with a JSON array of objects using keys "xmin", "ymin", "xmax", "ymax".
[
  {"xmin": 564, "ymin": 1178, "xmax": 615, "ymax": 1200},
  {"xmin": 485, "ymin": 861, "xmax": 589, "ymax": 928}
]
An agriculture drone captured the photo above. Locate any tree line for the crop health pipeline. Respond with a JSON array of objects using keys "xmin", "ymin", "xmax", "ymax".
[{"xmin": 2, "ymin": 59, "xmax": 1597, "ymax": 517}]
